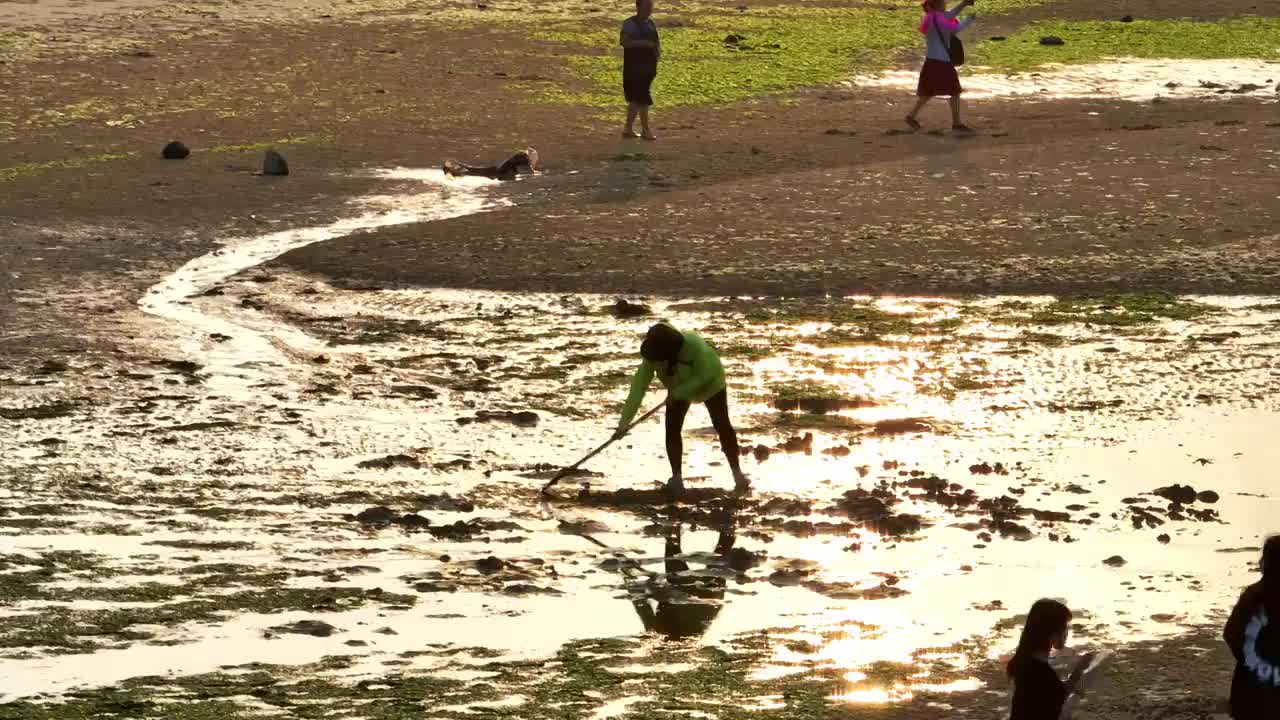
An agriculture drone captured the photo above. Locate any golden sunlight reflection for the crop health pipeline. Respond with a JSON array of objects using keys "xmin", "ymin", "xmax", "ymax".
[{"xmin": 754, "ymin": 607, "xmax": 990, "ymax": 707}]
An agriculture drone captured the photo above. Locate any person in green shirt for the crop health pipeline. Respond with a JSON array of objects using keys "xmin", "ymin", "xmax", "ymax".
[{"xmin": 616, "ymin": 322, "xmax": 747, "ymax": 495}]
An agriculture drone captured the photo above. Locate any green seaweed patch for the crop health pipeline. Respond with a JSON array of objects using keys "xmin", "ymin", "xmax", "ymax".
[
  {"xmin": 1004, "ymin": 293, "xmax": 1216, "ymax": 327},
  {"xmin": 0, "ymin": 624, "xmax": 1000, "ymax": 719},
  {"xmin": 207, "ymin": 135, "xmax": 333, "ymax": 154},
  {"xmin": 973, "ymin": 18, "xmax": 1280, "ymax": 72},
  {"xmin": 144, "ymin": 539, "xmax": 257, "ymax": 552},
  {"xmin": 0, "ymin": 152, "xmax": 137, "ymax": 183},
  {"xmin": 0, "ymin": 585, "xmax": 415, "ymax": 654},
  {"xmin": 536, "ymin": 8, "xmax": 917, "ymax": 108}
]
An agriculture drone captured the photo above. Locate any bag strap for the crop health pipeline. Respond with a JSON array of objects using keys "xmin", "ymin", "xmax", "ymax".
[{"xmin": 929, "ymin": 12, "xmax": 952, "ymax": 63}]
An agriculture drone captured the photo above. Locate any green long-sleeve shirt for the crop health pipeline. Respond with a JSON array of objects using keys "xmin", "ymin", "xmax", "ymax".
[{"xmin": 617, "ymin": 328, "xmax": 727, "ymax": 431}]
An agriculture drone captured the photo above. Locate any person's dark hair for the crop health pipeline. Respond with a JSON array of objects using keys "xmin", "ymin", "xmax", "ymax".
[
  {"xmin": 1263, "ymin": 534, "xmax": 1280, "ymax": 618},
  {"xmin": 1007, "ymin": 599, "xmax": 1072, "ymax": 678},
  {"xmin": 641, "ymin": 323, "xmax": 683, "ymax": 376}
]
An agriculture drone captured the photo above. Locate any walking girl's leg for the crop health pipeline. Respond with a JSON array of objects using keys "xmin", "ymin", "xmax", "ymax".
[
  {"xmin": 665, "ymin": 399, "xmax": 690, "ymax": 490},
  {"xmin": 949, "ymin": 95, "xmax": 962, "ymax": 126},
  {"xmin": 625, "ymin": 103, "xmax": 640, "ymax": 136},
  {"xmin": 704, "ymin": 390, "xmax": 747, "ymax": 488}
]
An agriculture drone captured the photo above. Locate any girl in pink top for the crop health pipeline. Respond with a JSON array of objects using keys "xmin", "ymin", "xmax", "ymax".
[{"xmin": 906, "ymin": 0, "xmax": 977, "ymax": 134}]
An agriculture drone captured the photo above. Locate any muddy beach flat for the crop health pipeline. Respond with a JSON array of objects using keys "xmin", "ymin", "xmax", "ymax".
[{"xmin": 2, "ymin": 0, "xmax": 1278, "ymax": 717}]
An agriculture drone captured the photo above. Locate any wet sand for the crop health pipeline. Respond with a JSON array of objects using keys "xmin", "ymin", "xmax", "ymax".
[{"xmin": 2, "ymin": 0, "xmax": 1277, "ymax": 716}]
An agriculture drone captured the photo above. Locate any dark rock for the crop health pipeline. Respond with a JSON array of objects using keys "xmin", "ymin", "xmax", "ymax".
[
  {"xmin": 781, "ymin": 433, "xmax": 814, "ymax": 453},
  {"xmin": 397, "ymin": 513, "xmax": 431, "ymax": 529},
  {"xmin": 344, "ymin": 640, "xmax": 368, "ymax": 647},
  {"xmin": 476, "ymin": 556, "xmax": 505, "ymax": 575},
  {"xmin": 1153, "ymin": 484, "xmax": 1198, "ymax": 505},
  {"xmin": 414, "ymin": 581, "xmax": 457, "ymax": 593},
  {"xmin": 36, "ymin": 359, "xmax": 69, "ymax": 374},
  {"xmin": 355, "ymin": 506, "xmax": 398, "ymax": 525},
  {"xmin": 374, "ymin": 627, "xmax": 398, "ymax": 635},
  {"xmin": 357, "ymin": 454, "xmax": 422, "ymax": 470},
  {"xmin": 388, "ymin": 385, "xmax": 438, "ymax": 400},
  {"xmin": 411, "ymin": 493, "xmax": 475, "ymax": 513},
  {"xmin": 162, "ymin": 141, "xmax": 190, "ymax": 160},
  {"xmin": 267, "ymin": 620, "xmax": 338, "ymax": 637},
  {"xmin": 1196, "ymin": 490, "xmax": 1220, "ymax": 504},
  {"xmin": 873, "ymin": 418, "xmax": 934, "ymax": 435},
  {"xmin": 1039, "ymin": 36, "xmax": 1065, "ymax": 46},
  {"xmin": 1104, "ymin": 555, "xmax": 1127, "ymax": 567},
  {"xmin": 610, "ymin": 298, "xmax": 651, "ymax": 318},
  {"xmin": 989, "ymin": 35, "xmax": 1007, "ymax": 41},
  {"xmin": 725, "ymin": 547, "xmax": 761, "ymax": 572},
  {"xmin": 1157, "ymin": 534, "xmax": 1171, "ymax": 544},
  {"xmin": 502, "ymin": 584, "xmax": 562, "ymax": 596},
  {"xmin": 1120, "ymin": 14, "xmax": 1134, "ymax": 22},
  {"xmin": 474, "ymin": 410, "xmax": 540, "ymax": 427},
  {"xmin": 262, "ymin": 150, "xmax": 289, "ymax": 176}
]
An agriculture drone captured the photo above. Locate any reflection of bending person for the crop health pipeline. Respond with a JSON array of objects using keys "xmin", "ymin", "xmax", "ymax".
[
  {"xmin": 631, "ymin": 515, "xmax": 735, "ymax": 640},
  {"xmin": 443, "ymin": 147, "xmax": 540, "ymax": 181}
]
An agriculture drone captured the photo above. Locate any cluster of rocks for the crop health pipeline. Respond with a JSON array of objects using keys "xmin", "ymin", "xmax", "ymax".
[{"xmin": 161, "ymin": 140, "xmax": 289, "ymax": 176}]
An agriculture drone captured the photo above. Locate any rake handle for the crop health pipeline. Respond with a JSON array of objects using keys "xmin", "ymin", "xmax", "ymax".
[{"xmin": 541, "ymin": 401, "xmax": 666, "ymax": 493}]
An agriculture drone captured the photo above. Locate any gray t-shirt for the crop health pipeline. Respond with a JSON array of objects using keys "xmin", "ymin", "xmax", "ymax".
[{"xmin": 620, "ymin": 16, "xmax": 660, "ymax": 60}]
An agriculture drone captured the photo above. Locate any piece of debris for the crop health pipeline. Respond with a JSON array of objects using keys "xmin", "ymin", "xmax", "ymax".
[
  {"xmin": 266, "ymin": 620, "xmax": 338, "ymax": 638},
  {"xmin": 262, "ymin": 150, "xmax": 289, "ymax": 176},
  {"xmin": 1039, "ymin": 36, "xmax": 1065, "ymax": 46},
  {"xmin": 162, "ymin": 141, "xmax": 190, "ymax": 160},
  {"xmin": 610, "ymin": 299, "xmax": 651, "ymax": 318}
]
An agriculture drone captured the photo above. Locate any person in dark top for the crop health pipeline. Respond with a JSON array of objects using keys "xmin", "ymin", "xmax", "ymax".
[
  {"xmin": 1007, "ymin": 599, "xmax": 1094, "ymax": 720},
  {"xmin": 619, "ymin": 0, "xmax": 660, "ymax": 140},
  {"xmin": 443, "ymin": 147, "xmax": 540, "ymax": 181},
  {"xmin": 1223, "ymin": 535, "xmax": 1280, "ymax": 720}
]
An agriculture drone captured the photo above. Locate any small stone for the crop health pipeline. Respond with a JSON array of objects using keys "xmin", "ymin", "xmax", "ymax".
[
  {"xmin": 610, "ymin": 299, "xmax": 651, "ymax": 318},
  {"xmin": 1157, "ymin": 534, "xmax": 1171, "ymax": 544},
  {"xmin": 1039, "ymin": 36, "xmax": 1066, "ymax": 46},
  {"xmin": 262, "ymin": 149, "xmax": 289, "ymax": 176},
  {"xmin": 374, "ymin": 627, "xmax": 398, "ymax": 635},
  {"xmin": 162, "ymin": 141, "xmax": 190, "ymax": 160},
  {"xmin": 1104, "ymin": 555, "xmax": 1127, "ymax": 567},
  {"xmin": 397, "ymin": 513, "xmax": 431, "ymax": 529},
  {"xmin": 1120, "ymin": 14, "xmax": 1134, "ymax": 22},
  {"xmin": 267, "ymin": 620, "xmax": 338, "ymax": 637},
  {"xmin": 476, "ymin": 556, "xmax": 505, "ymax": 574},
  {"xmin": 344, "ymin": 640, "xmax": 368, "ymax": 647},
  {"xmin": 1153, "ymin": 484, "xmax": 1198, "ymax": 505},
  {"xmin": 355, "ymin": 506, "xmax": 398, "ymax": 525},
  {"xmin": 1196, "ymin": 490, "xmax": 1220, "ymax": 504}
]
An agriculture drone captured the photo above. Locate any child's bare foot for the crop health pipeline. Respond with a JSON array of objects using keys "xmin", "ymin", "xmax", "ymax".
[
  {"xmin": 621, "ymin": 129, "xmax": 641, "ymax": 139},
  {"xmin": 641, "ymin": 132, "xmax": 657, "ymax": 141},
  {"xmin": 905, "ymin": 115, "xmax": 922, "ymax": 130}
]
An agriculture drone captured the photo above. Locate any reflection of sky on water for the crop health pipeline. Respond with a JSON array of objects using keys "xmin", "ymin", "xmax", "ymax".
[{"xmin": 6, "ymin": 236, "xmax": 1280, "ymax": 706}]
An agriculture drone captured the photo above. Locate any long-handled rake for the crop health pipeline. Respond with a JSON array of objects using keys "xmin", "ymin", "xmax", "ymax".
[{"xmin": 540, "ymin": 401, "xmax": 665, "ymax": 495}]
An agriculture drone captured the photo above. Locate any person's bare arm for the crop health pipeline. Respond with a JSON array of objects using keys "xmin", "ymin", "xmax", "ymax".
[{"xmin": 945, "ymin": 0, "xmax": 974, "ymax": 18}]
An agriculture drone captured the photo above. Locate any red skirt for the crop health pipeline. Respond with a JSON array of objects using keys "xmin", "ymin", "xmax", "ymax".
[{"xmin": 917, "ymin": 58, "xmax": 962, "ymax": 97}]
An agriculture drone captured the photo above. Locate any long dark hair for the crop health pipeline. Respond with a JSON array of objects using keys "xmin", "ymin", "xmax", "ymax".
[
  {"xmin": 1007, "ymin": 599, "xmax": 1072, "ymax": 678},
  {"xmin": 1264, "ymin": 534, "xmax": 1280, "ymax": 618},
  {"xmin": 641, "ymin": 323, "xmax": 683, "ymax": 377}
]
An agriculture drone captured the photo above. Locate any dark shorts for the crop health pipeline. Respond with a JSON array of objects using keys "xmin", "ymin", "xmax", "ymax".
[
  {"xmin": 917, "ymin": 58, "xmax": 962, "ymax": 97},
  {"xmin": 623, "ymin": 60, "xmax": 657, "ymax": 106}
]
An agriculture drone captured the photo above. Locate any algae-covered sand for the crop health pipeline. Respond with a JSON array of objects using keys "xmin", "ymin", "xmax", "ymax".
[{"xmin": 2, "ymin": 0, "xmax": 1279, "ymax": 717}]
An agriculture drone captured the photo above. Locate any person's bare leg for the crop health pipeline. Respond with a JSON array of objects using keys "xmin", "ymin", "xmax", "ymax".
[
  {"xmin": 665, "ymin": 400, "xmax": 690, "ymax": 495},
  {"xmin": 640, "ymin": 107, "xmax": 656, "ymax": 140},
  {"xmin": 624, "ymin": 103, "xmax": 640, "ymax": 137},
  {"xmin": 949, "ymin": 96, "xmax": 967, "ymax": 129},
  {"xmin": 906, "ymin": 96, "xmax": 929, "ymax": 128},
  {"xmin": 706, "ymin": 391, "xmax": 747, "ymax": 492}
]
